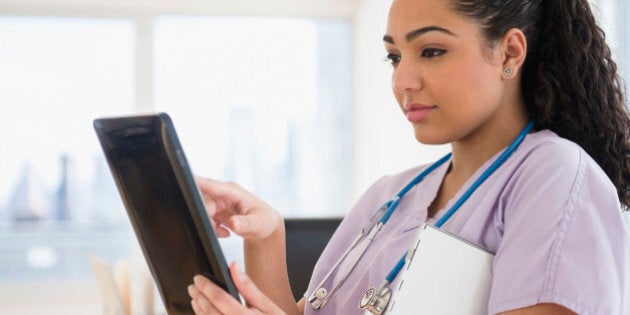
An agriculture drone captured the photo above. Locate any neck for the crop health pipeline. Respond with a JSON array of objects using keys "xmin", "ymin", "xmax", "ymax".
[{"xmin": 448, "ymin": 117, "xmax": 530, "ymax": 180}]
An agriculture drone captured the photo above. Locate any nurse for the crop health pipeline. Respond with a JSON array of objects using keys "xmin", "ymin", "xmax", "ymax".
[{"xmin": 187, "ymin": 0, "xmax": 630, "ymax": 314}]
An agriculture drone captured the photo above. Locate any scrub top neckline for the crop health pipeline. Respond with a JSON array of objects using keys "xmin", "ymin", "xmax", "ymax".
[{"xmin": 426, "ymin": 129, "xmax": 543, "ymax": 226}]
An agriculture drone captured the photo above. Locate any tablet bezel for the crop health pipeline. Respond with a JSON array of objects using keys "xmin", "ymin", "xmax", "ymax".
[{"xmin": 93, "ymin": 112, "xmax": 239, "ymax": 313}]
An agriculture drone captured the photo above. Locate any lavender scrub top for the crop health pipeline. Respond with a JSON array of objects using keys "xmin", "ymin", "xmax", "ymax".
[{"xmin": 303, "ymin": 130, "xmax": 629, "ymax": 315}]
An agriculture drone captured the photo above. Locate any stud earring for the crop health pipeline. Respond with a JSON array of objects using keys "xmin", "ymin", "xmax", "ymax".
[{"xmin": 503, "ymin": 67, "xmax": 514, "ymax": 77}]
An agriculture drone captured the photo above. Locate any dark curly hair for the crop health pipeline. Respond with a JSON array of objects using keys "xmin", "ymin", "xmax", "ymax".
[{"xmin": 451, "ymin": 0, "xmax": 630, "ymax": 208}]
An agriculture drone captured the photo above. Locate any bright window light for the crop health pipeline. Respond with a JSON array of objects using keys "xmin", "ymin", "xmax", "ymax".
[
  {"xmin": 0, "ymin": 17, "xmax": 135, "ymax": 282},
  {"xmin": 154, "ymin": 16, "xmax": 353, "ymax": 217}
]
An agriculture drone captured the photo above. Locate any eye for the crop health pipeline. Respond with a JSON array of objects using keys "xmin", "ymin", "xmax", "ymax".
[
  {"xmin": 383, "ymin": 53, "xmax": 401, "ymax": 65},
  {"xmin": 421, "ymin": 48, "xmax": 446, "ymax": 58}
]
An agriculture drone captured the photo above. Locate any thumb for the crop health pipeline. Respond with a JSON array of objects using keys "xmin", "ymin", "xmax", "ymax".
[{"xmin": 229, "ymin": 262, "xmax": 279, "ymax": 313}]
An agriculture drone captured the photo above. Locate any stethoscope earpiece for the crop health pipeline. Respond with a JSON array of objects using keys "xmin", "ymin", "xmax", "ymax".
[{"xmin": 315, "ymin": 287, "xmax": 327, "ymax": 299}]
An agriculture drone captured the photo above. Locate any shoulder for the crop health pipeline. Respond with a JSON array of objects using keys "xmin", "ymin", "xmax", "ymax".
[
  {"xmin": 493, "ymin": 129, "xmax": 621, "ymax": 253},
  {"xmin": 517, "ymin": 130, "xmax": 609, "ymax": 176},
  {"xmin": 500, "ymin": 129, "xmax": 621, "ymax": 222},
  {"xmin": 518, "ymin": 130, "xmax": 583, "ymax": 171},
  {"xmin": 489, "ymin": 130, "xmax": 628, "ymax": 314},
  {"xmin": 505, "ymin": 129, "xmax": 614, "ymax": 201}
]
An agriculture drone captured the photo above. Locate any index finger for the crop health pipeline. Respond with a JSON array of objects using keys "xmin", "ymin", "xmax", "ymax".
[{"xmin": 195, "ymin": 177, "xmax": 242, "ymax": 205}]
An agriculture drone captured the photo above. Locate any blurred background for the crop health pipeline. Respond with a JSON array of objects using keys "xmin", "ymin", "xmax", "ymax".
[{"xmin": 0, "ymin": 0, "xmax": 627, "ymax": 314}]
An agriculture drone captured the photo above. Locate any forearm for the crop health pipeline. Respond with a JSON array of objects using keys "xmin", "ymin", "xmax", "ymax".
[{"xmin": 244, "ymin": 217, "xmax": 301, "ymax": 315}]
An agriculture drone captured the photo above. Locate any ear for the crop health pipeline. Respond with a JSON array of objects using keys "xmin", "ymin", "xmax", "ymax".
[{"xmin": 499, "ymin": 28, "xmax": 527, "ymax": 79}]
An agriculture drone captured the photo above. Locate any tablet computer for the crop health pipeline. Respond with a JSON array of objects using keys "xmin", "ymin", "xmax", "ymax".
[{"xmin": 93, "ymin": 112, "xmax": 239, "ymax": 314}]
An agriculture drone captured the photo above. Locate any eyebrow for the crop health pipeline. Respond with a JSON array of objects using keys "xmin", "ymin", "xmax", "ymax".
[{"xmin": 383, "ymin": 26, "xmax": 456, "ymax": 44}]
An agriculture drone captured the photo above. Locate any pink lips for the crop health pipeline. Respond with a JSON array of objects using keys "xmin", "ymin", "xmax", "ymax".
[{"xmin": 405, "ymin": 103, "xmax": 435, "ymax": 123}]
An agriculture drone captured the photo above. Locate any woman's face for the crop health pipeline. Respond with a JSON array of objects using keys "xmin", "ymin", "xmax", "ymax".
[{"xmin": 385, "ymin": 0, "xmax": 509, "ymax": 144}]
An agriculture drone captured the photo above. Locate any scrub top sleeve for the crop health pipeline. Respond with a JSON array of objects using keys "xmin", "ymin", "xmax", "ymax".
[{"xmin": 488, "ymin": 145, "xmax": 629, "ymax": 314}]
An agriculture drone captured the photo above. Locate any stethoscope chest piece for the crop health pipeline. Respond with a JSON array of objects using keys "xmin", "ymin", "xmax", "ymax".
[{"xmin": 359, "ymin": 286, "xmax": 391, "ymax": 315}]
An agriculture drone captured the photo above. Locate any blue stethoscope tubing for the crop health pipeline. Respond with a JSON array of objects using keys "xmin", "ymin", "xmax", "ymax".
[
  {"xmin": 308, "ymin": 120, "xmax": 535, "ymax": 311},
  {"xmin": 385, "ymin": 119, "xmax": 535, "ymax": 285}
]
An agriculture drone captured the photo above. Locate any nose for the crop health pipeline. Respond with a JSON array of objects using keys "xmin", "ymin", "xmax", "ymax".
[{"xmin": 391, "ymin": 59, "xmax": 422, "ymax": 95}]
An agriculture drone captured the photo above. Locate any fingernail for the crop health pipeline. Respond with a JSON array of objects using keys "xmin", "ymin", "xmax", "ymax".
[{"xmin": 193, "ymin": 275, "xmax": 202, "ymax": 285}]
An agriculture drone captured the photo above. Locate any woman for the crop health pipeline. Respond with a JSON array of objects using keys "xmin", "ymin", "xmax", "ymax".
[{"xmin": 187, "ymin": 0, "xmax": 630, "ymax": 314}]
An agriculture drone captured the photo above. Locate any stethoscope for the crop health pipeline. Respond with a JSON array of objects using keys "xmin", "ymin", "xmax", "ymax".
[{"xmin": 307, "ymin": 120, "xmax": 535, "ymax": 314}]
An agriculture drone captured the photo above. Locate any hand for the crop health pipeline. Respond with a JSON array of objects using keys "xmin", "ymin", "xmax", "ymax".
[
  {"xmin": 196, "ymin": 177, "xmax": 282, "ymax": 240},
  {"xmin": 188, "ymin": 262, "xmax": 287, "ymax": 315}
]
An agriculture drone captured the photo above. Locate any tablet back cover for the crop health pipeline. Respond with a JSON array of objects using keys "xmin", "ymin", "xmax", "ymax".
[{"xmin": 94, "ymin": 113, "xmax": 238, "ymax": 314}]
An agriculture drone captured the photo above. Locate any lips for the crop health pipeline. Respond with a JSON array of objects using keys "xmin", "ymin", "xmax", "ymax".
[{"xmin": 405, "ymin": 103, "xmax": 436, "ymax": 123}]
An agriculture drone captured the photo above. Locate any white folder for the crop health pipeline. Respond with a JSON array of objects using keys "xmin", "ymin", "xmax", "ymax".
[{"xmin": 386, "ymin": 224, "xmax": 494, "ymax": 315}]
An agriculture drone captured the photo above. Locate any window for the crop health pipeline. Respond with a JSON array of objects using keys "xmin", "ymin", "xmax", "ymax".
[
  {"xmin": 154, "ymin": 16, "xmax": 352, "ymax": 218},
  {"xmin": 153, "ymin": 15, "xmax": 353, "ymax": 267},
  {"xmin": 0, "ymin": 17, "xmax": 135, "ymax": 282},
  {"xmin": 0, "ymin": 14, "xmax": 352, "ymax": 311}
]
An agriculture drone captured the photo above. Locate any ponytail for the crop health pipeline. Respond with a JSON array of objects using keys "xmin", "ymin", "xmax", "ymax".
[{"xmin": 452, "ymin": 0, "xmax": 630, "ymax": 208}]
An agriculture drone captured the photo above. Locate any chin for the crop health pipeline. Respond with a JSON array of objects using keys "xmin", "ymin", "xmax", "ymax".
[
  {"xmin": 413, "ymin": 128, "xmax": 450, "ymax": 145},
  {"xmin": 414, "ymin": 134, "xmax": 448, "ymax": 145}
]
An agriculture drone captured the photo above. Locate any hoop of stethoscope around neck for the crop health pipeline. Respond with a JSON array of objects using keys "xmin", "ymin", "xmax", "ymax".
[{"xmin": 307, "ymin": 120, "xmax": 535, "ymax": 314}]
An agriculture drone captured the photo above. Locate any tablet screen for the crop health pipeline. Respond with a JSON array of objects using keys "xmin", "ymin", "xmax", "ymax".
[{"xmin": 94, "ymin": 113, "xmax": 238, "ymax": 314}]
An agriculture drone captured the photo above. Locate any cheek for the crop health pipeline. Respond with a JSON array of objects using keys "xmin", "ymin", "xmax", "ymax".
[
  {"xmin": 440, "ymin": 59, "xmax": 500, "ymax": 108},
  {"xmin": 469, "ymin": 62, "xmax": 499, "ymax": 89}
]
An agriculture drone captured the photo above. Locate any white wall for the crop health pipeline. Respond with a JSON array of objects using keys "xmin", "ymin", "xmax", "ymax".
[
  {"xmin": 592, "ymin": 0, "xmax": 629, "ymax": 80},
  {"xmin": 0, "ymin": 0, "xmax": 357, "ymax": 18}
]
